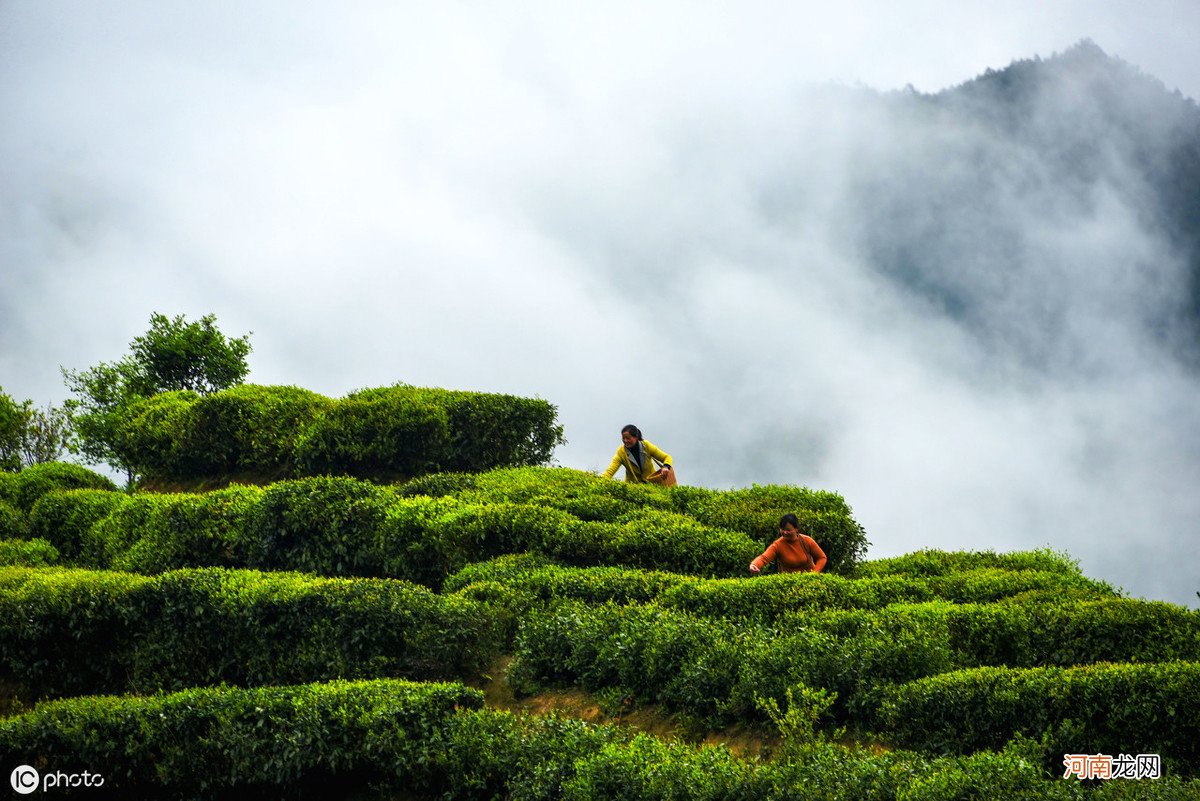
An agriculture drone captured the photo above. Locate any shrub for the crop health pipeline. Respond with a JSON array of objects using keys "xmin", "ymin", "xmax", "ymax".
[
  {"xmin": 248, "ymin": 477, "xmax": 396, "ymax": 576},
  {"xmin": 508, "ymin": 600, "xmax": 952, "ymax": 729},
  {"xmin": 180, "ymin": 384, "xmax": 331, "ymax": 477},
  {"xmin": 444, "ymin": 554, "xmax": 696, "ymax": 606},
  {"xmin": 113, "ymin": 390, "xmax": 198, "ymax": 478},
  {"xmin": 453, "ymin": 466, "xmax": 673, "ymax": 521},
  {"xmin": 875, "ymin": 661, "xmax": 1200, "ymax": 777},
  {"xmin": 0, "ymin": 498, "xmax": 25, "ymax": 539},
  {"xmin": 27, "ymin": 489, "xmax": 130, "ymax": 561},
  {"xmin": 108, "ymin": 485, "xmax": 265, "ymax": 574},
  {"xmin": 672, "ymin": 483, "xmax": 870, "ymax": 573},
  {"xmin": 0, "ymin": 566, "xmax": 147, "ymax": 698},
  {"xmin": 0, "ymin": 462, "xmax": 117, "ymax": 513},
  {"xmin": 0, "ymin": 678, "xmax": 482, "ymax": 798},
  {"xmin": 549, "ymin": 516, "xmax": 760, "ymax": 577},
  {"xmin": 0, "ymin": 538, "xmax": 59, "ymax": 567},
  {"xmin": 293, "ymin": 392, "xmax": 451, "ymax": 480},
  {"xmin": 349, "ymin": 385, "xmax": 566, "ymax": 472},
  {"xmin": 0, "ymin": 566, "xmax": 502, "ymax": 700},
  {"xmin": 855, "ymin": 548, "xmax": 1085, "ymax": 579}
]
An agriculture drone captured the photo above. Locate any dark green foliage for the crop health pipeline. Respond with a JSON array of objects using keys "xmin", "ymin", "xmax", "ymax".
[
  {"xmin": 62, "ymin": 312, "xmax": 252, "ymax": 479},
  {"xmin": 0, "ymin": 538, "xmax": 59, "ymax": 567},
  {"xmin": 444, "ymin": 553, "xmax": 697, "ymax": 605},
  {"xmin": 27, "ymin": 489, "xmax": 130, "ymax": 561},
  {"xmin": 0, "ymin": 461, "xmax": 117, "ymax": 513},
  {"xmin": 128, "ymin": 312, "xmax": 252, "ymax": 395},
  {"xmin": 0, "ymin": 679, "xmax": 480, "ymax": 799},
  {"xmin": 0, "ymin": 498, "xmax": 25, "ymax": 539},
  {"xmin": 507, "ymin": 600, "xmax": 952, "ymax": 729},
  {"xmin": 548, "ymin": 516, "xmax": 760, "ymax": 577},
  {"xmin": 112, "ymin": 389, "xmax": 198, "ymax": 477},
  {"xmin": 179, "ymin": 384, "xmax": 331, "ymax": 477},
  {"xmin": 110, "ymin": 485, "xmax": 265, "ymax": 574},
  {"xmin": 112, "ymin": 384, "xmax": 566, "ymax": 483},
  {"xmin": 0, "ymin": 566, "xmax": 502, "ymax": 700},
  {"xmin": 0, "ymin": 388, "xmax": 24, "ymax": 471},
  {"xmin": 293, "ymin": 391, "xmax": 450, "ymax": 479},
  {"xmin": 444, "ymin": 465, "xmax": 676, "ymax": 520},
  {"xmin": 0, "ymin": 567, "xmax": 147, "ymax": 698},
  {"xmin": 351, "ymin": 385, "xmax": 566, "ymax": 471},
  {"xmin": 249, "ymin": 477, "xmax": 395, "ymax": 576},
  {"xmin": 855, "ymin": 547, "xmax": 1085, "ymax": 578},
  {"xmin": 876, "ymin": 661, "xmax": 1200, "ymax": 777},
  {"xmin": 673, "ymin": 483, "xmax": 870, "ymax": 573}
]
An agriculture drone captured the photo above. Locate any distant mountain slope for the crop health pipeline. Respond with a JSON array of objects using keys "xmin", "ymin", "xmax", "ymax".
[{"xmin": 846, "ymin": 40, "xmax": 1200, "ymax": 373}]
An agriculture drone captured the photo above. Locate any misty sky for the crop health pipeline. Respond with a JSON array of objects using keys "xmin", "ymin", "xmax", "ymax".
[{"xmin": 2, "ymin": 2, "xmax": 1199, "ymax": 607}]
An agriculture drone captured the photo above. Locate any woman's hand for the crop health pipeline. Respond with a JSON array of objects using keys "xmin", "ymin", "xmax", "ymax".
[{"xmin": 748, "ymin": 563, "xmax": 761, "ymax": 574}]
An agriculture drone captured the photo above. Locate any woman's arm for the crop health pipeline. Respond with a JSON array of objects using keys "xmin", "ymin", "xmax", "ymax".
[
  {"xmin": 749, "ymin": 541, "xmax": 778, "ymax": 573},
  {"xmin": 804, "ymin": 535, "xmax": 828, "ymax": 573},
  {"xmin": 602, "ymin": 447, "xmax": 625, "ymax": 480}
]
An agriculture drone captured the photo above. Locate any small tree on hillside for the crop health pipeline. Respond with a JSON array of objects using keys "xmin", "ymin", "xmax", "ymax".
[
  {"xmin": 0, "ymin": 388, "xmax": 26, "ymax": 472},
  {"xmin": 0, "ymin": 389, "xmax": 72, "ymax": 470},
  {"xmin": 62, "ymin": 312, "xmax": 253, "ymax": 482}
]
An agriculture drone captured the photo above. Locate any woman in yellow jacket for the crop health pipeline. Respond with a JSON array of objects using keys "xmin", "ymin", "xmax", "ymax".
[{"xmin": 602, "ymin": 424, "xmax": 674, "ymax": 484}]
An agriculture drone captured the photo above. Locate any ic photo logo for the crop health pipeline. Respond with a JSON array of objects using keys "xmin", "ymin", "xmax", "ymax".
[
  {"xmin": 10, "ymin": 765, "xmax": 105, "ymax": 794},
  {"xmin": 10, "ymin": 765, "xmax": 39, "ymax": 795}
]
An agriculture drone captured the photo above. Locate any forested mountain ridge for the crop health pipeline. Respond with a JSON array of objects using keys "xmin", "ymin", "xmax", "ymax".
[{"xmin": 844, "ymin": 40, "xmax": 1200, "ymax": 373}]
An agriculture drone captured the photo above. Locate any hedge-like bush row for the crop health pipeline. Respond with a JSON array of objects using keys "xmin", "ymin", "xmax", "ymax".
[
  {"xmin": 876, "ymin": 661, "xmax": 1200, "ymax": 778},
  {"xmin": 659, "ymin": 568, "xmax": 1119, "ymax": 620},
  {"xmin": 30, "ymin": 477, "xmax": 766, "ymax": 586},
  {"xmin": 507, "ymin": 600, "xmax": 953, "ymax": 728},
  {"xmin": 0, "ymin": 461, "xmax": 116, "ymax": 512},
  {"xmin": 404, "ymin": 467, "xmax": 870, "ymax": 573},
  {"xmin": 0, "ymin": 538, "xmax": 59, "ymax": 567},
  {"xmin": 443, "ymin": 553, "xmax": 698, "ymax": 604},
  {"xmin": 28, "ymin": 488, "xmax": 131, "ymax": 561},
  {"xmin": 506, "ymin": 593, "xmax": 1198, "ymax": 734},
  {"xmin": 0, "ymin": 498, "xmax": 25, "ymax": 538},
  {"xmin": 8, "ymin": 678, "xmax": 1174, "ymax": 800},
  {"xmin": 445, "ymin": 557, "xmax": 1120, "ymax": 625},
  {"xmin": 853, "ymin": 548, "xmax": 1086, "ymax": 579},
  {"xmin": 0, "ymin": 678, "xmax": 483, "ymax": 799},
  {"xmin": 117, "ymin": 383, "xmax": 566, "ymax": 482},
  {"xmin": 0, "ymin": 566, "xmax": 502, "ymax": 701}
]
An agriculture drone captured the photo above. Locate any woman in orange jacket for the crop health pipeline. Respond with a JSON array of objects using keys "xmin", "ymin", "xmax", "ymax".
[{"xmin": 749, "ymin": 513, "xmax": 827, "ymax": 574}]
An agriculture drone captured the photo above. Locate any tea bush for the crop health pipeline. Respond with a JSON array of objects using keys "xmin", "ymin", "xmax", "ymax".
[
  {"xmin": 27, "ymin": 489, "xmax": 130, "ymax": 561},
  {"xmin": 0, "ymin": 498, "xmax": 24, "ymax": 539},
  {"xmin": 293, "ymin": 391, "xmax": 450, "ymax": 479},
  {"xmin": 876, "ymin": 660, "xmax": 1200, "ymax": 777},
  {"xmin": 114, "ymin": 383, "xmax": 566, "ymax": 483},
  {"xmin": 855, "ymin": 548, "xmax": 1085, "ymax": 579},
  {"xmin": 0, "ymin": 678, "xmax": 482, "ymax": 798},
  {"xmin": 350, "ymin": 386, "xmax": 565, "ymax": 472},
  {"xmin": 0, "ymin": 538, "xmax": 59, "ymax": 567},
  {"xmin": 671, "ymin": 483, "xmax": 870, "ymax": 573},
  {"xmin": 179, "ymin": 384, "xmax": 332, "ymax": 477},
  {"xmin": 443, "ymin": 553, "xmax": 697, "ymax": 606},
  {"xmin": 0, "ymin": 461, "xmax": 116, "ymax": 512},
  {"xmin": 0, "ymin": 566, "xmax": 502, "ymax": 700},
  {"xmin": 507, "ymin": 600, "xmax": 954, "ymax": 728}
]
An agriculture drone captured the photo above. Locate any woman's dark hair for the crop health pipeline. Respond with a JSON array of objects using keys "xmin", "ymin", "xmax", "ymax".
[
  {"xmin": 779, "ymin": 513, "xmax": 801, "ymax": 530},
  {"xmin": 621, "ymin": 424, "xmax": 642, "ymax": 440}
]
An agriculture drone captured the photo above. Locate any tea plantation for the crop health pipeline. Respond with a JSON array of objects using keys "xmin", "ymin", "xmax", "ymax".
[{"xmin": 0, "ymin": 386, "xmax": 1196, "ymax": 798}]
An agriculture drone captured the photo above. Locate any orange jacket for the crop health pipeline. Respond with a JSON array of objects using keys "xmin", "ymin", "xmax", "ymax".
[{"xmin": 751, "ymin": 534, "xmax": 827, "ymax": 573}]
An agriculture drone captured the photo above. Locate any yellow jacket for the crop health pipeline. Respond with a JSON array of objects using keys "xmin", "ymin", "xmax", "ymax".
[{"xmin": 603, "ymin": 440, "xmax": 673, "ymax": 483}]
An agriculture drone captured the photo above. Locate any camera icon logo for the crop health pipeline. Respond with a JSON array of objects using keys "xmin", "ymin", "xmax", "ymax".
[{"xmin": 11, "ymin": 765, "xmax": 40, "ymax": 795}]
